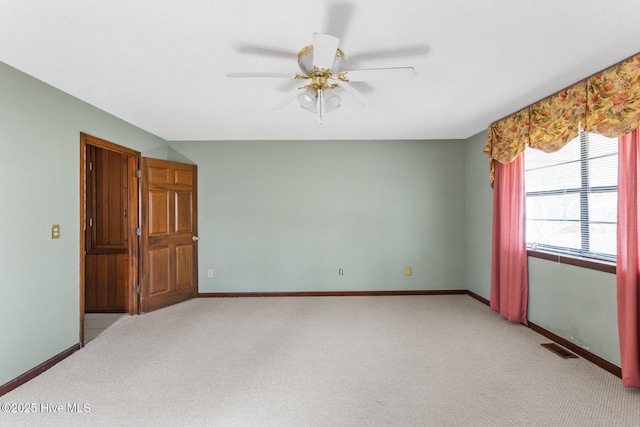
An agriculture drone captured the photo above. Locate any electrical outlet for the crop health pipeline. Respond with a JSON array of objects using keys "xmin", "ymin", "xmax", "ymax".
[
  {"xmin": 207, "ymin": 269, "xmax": 213, "ymax": 278},
  {"xmin": 405, "ymin": 267, "xmax": 412, "ymax": 276},
  {"xmin": 339, "ymin": 268, "xmax": 344, "ymax": 276},
  {"xmin": 51, "ymin": 224, "xmax": 60, "ymax": 239}
]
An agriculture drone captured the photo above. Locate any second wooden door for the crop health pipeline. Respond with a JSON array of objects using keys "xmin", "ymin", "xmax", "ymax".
[{"xmin": 140, "ymin": 158, "xmax": 198, "ymax": 313}]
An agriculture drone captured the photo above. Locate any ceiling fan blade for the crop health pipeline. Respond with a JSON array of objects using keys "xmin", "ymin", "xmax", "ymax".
[
  {"xmin": 341, "ymin": 67, "xmax": 416, "ymax": 82},
  {"xmin": 324, "ymin": 2, "xmax": 355, "ymax": 41},
  {"xmin": 226, "ymin": 72, "xmax": 294, "ymax": 79},
  {"xmin": 271, "ymin": 94, "xmax": 297, "ymax": 111},
  {"xmin": 313, "ymin": 33, "xmax": 340, "ymax": 70},
  {"xmin": 335, "ymin": 83, "xmax": 366, "ymax": 109},
  {"xmin": 348, "ymin": 81, "xmax": 375, "ymax": 94},
  {"xmin": 348, "ymin": 44, "xmax": 430, "ymax": 64},
  {"xmin": 275, "ymin": 78, "xmax": 301, "ymax": 93},
  {"xmin": 233, "ymin": 43, "xmax": 297, "ymax": 60}
]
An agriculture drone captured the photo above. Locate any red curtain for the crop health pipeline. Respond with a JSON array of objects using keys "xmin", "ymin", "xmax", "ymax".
[
  {"xmin": 490, "ymin": 155, "xmax": 529, "ymax": 324},
  {"xmin": 617, "ymin": 127, "xmax": 640, "ymax": 388}
]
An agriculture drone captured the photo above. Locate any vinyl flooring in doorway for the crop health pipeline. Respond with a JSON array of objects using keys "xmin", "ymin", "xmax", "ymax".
[{"xmin": 84, "ymin": 313, "xmax": 128, "ymax": 343}]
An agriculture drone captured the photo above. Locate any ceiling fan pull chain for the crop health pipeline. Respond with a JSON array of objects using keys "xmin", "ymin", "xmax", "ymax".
[{"xmin": 318, "ymin": 89, "xmax": 324, "ymax": 124}]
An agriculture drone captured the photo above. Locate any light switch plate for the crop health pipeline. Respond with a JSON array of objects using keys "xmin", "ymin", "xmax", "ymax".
[
  {"xmin": 51, "ymin": 224, "xmax": 60, "ymax": 239},
  {"xmin": 405, "ymin": 267, "xmax": 412, "ymax": 276}
]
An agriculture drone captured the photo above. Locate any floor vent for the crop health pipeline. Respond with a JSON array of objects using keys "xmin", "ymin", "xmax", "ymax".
[{"xmin": 541, "ymin": 343, "xmax": 578, "ymax": 359}]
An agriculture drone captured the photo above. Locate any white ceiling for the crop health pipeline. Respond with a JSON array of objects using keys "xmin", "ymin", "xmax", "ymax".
[{"xmin": 1, "ymin": 1, "xmax": 639, "ymax": 141}]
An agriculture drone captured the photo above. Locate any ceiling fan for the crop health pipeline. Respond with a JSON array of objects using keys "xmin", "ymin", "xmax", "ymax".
[{"xmin": 227, "ymin": 32, "xmax": 418, "ymax": 124}]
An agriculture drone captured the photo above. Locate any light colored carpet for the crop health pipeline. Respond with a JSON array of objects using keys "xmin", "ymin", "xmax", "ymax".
[{"xmin": 2, "ymin": 295, "xmax": 639, "ymax": 426}]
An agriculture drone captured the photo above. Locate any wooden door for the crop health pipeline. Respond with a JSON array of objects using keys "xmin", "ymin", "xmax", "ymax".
[{"xmin": 140, "ymin": 158, "xmax": 198, "ymax": 313}]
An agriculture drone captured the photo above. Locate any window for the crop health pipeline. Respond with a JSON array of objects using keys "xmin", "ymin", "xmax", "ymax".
[{"xmin": 524, "ymin": 132, "xmax": 618, "ymax": 262}]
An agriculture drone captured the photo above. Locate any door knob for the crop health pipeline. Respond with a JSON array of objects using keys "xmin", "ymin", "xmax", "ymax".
[{"xmin": 192, "ymin": 235, "xmax": 200, "ymax": 242}]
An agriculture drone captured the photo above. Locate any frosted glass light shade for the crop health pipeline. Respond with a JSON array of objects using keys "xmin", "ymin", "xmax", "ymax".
[
  {"xmin": 324, "ymin": 92, "xmax": 341, "ymax": 113},
  {"xmin": 298, "ymin": 88, "xmax": 317, "ymax": 112}
]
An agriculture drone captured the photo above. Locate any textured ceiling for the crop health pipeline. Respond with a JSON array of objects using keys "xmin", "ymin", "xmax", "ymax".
[{"xmin": 1, "ymin": 0, "xmax": 639, "ymax": 141}]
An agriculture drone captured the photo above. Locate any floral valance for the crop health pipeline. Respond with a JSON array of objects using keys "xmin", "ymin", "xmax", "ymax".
[
  {"xmin": 484, "ymin": 53, "xmax": 640, "ymax": 184},
  {"xmin": 529, "ymin": 81, "xmax": 587, "ymax": 152},
  {"xmin": 586, "ymin": 56, "xmax": 640, "ymax": 137}
]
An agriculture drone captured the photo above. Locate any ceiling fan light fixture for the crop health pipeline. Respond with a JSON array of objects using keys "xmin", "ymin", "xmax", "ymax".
[
  {"xmin": 324, "ymin": 92, "xmax": 341, "ymax": 113},
  {"xmin": 298, "ymin": 87, "xmax": 317, "ymax": 112}
]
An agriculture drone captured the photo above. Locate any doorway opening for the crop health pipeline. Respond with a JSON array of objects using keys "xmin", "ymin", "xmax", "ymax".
[{"xmin": 79, "ymin": 133, "xmax": 140, "ymax": 346}]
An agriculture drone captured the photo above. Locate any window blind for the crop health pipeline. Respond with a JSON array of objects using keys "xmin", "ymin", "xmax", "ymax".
[{"xmin": 524, "ymin": 132, "xmax": 618, "ymax": 261}]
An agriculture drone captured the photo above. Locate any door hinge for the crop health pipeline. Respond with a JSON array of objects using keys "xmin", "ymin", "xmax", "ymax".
[
  {"xmin": 89, "ymin": 162, "xmax": 93, "ymax": 171},
  {"xmin": 135, "ymin": 170, "xmax": 142, "ymax": 178},
  {"xmin": 135, "ymin": 285, "xmax": 141, "ymax": 294},
  {"xmin": 135, "ymin": 227, "xmax": 142, "ymax": 236}
]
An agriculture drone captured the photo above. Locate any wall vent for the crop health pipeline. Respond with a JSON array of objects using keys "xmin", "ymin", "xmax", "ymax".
[{"xmin": 541, "ymin": 343, "xmax": 578, "ymax": 359}]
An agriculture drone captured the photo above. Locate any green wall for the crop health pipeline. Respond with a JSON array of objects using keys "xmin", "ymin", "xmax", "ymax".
[
  {"xmin": 528, "ymin": 258, "xmax": 619, "ymax": 365},
  {"xmin": 464, "ymin": 130, "xmax": 492, "ymax": 299},
  {"xmin": 168, "ymin": 139, "xmax": 468, "ymax": 292},
  {"xmin": 0, "ymin": 61, "xmax": 167, "ymax": 386}
]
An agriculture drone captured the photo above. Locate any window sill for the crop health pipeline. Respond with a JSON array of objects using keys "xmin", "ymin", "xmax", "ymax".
[{"xmin": 527, "ymin": 250, "xmax": 616, "ymax": 274}]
